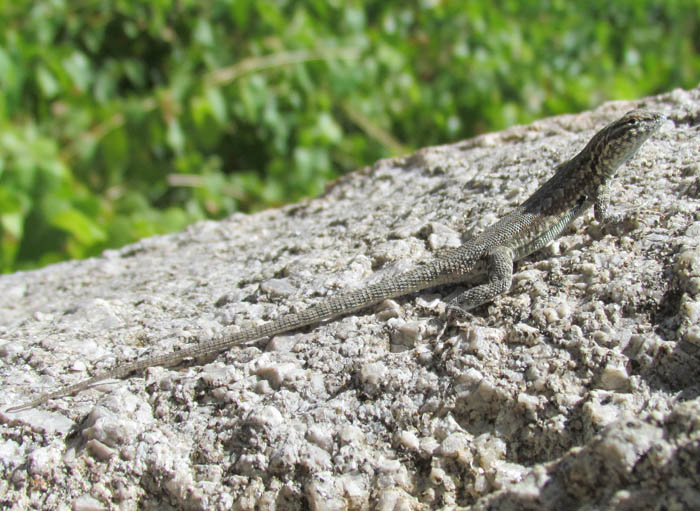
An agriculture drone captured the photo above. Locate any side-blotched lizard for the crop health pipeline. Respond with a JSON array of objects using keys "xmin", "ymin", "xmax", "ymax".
[{"xmin": 7, "ymin": 109, "xmax": 664, "ymax": 412}]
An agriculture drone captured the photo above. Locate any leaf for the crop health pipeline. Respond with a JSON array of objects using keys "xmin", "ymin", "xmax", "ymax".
[
  {"xmin": 166, "ymin": 118, "xmax": 185, "ymax": 154},
  {"xmin": 36, "ymin": 65, "xmax": 60, "ymax": 97},
  {"xmin": 1, "ymin": 212, "xmax": 23, "ymax": 239},
  {"xmin": 205, "ymin": 87, "xmax": 227, "ymax": 124},
  {"xmin": 62, "ymin": 51, "xmax": 92, "ymax": 92},
  {"xmin": 50, "ymin": 208, "xmax": 106, "ymax": 246}
]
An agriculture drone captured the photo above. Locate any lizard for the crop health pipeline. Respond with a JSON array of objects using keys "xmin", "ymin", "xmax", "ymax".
[{"xmin": 6, "ymin": 109, "xmax": 664, "ymax": 413}]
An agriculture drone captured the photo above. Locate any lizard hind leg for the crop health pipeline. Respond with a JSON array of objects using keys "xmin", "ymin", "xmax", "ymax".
[{"xmin": 445, "ymin": 246, "xmax": 514, "ymax": 317}]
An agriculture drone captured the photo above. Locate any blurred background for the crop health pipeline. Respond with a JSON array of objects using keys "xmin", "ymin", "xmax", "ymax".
[{"xmin": 0, "ymin": 1, "xmax": 698, "ymax": 273}]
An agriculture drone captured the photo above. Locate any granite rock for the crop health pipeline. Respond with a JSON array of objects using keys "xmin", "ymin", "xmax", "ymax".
[{"xmin": 1, "ymin": 88, "xmax": 700, "ymax": 510}]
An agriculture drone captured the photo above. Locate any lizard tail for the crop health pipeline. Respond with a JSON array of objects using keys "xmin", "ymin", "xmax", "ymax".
[{"xmin": 7, "ymin": 254, "xmax": 469, "ymax": 412}]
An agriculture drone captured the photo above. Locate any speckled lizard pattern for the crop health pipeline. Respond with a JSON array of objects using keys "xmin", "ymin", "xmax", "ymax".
[{"xmin": 7, "ymin": 110, "xmax": 664, "ymax": 412}]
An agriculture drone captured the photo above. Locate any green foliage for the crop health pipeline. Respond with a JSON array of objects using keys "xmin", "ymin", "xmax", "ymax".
[{"xmin": 1, "ymin": 1, "xmax": 699, "ymax": 272}]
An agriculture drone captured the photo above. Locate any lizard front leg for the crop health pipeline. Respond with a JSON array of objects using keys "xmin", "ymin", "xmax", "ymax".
[
  {"xmin": 446, "ymin": 245, "xmax": 513, "ymax": 316},
  {"xmin": 594, "ymin": 180, "xmax": 634, "ymax": 224}
]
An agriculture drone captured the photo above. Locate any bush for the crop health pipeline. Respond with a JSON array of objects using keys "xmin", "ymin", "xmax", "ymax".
[{"xmin": 1, "ymin": 1, "xmax": 698, "ymax": 272}]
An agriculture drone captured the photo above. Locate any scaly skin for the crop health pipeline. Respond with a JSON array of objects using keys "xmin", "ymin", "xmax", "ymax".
[{"xmin": 7, "ymin": 109, "xmax": 664, "ymax": 412}]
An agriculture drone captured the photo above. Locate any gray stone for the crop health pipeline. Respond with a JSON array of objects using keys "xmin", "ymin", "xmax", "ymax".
[{"xmin": 2, "ymin": 89, "xmax": 700, "ymax": 509}]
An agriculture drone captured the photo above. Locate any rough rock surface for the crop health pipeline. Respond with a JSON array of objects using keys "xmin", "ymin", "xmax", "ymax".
[{"xmin": 2, "ymin": 88, "xmax": 700, "ymax": 510}]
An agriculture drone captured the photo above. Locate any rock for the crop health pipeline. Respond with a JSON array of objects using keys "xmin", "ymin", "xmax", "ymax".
[{"xmin": 2, "ymin": 90, "xmax": 700, "ymax": 509}]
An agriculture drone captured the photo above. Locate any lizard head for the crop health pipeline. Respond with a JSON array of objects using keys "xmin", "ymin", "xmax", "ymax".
[{"xmin": 587, "ymin": 109, "xmax": 665, "ymax": 175}]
